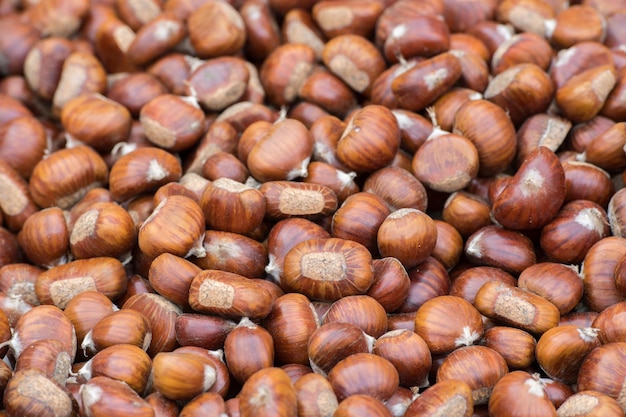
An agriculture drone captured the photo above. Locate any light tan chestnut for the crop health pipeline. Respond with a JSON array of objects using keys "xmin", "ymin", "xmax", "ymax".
[
  {"xmin": 281, "ymin": 237, "xmax": 374, "ymax": 302},
  {"xmin": 377, "ymin": 208, "xmax": 438, "ymax": 270},
  {"xmin": 188, "ymin": 269, "xmax": 274, "ymax": 321},
  {"xmin": 414, "ymin": 295, "xmax": 484, "ymax": 355},
  {"xmin": 474, "ymin": 281, "xmax": 561, "ymax": 335},
  {"xmin": 36, "ymin": 257, "xmax": 127, "ymax": 309},
  {"xmin": 138, "ymin": 195, "xmax": 206, "ymax": 260}
]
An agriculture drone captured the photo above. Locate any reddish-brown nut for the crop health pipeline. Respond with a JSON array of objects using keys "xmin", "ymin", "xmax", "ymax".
[
  {"xmin": 414, "ymin": 295, "xmax": 484, "ymax": 355},
  {"xmin": 399, "ymin": 257, "xmax": 451, "ymax": 313},
  {"xmin": 302, "ymin": 161, "xmax": 358, "ymax": 204},
  {"xmin": 200, "ymin": 178, "xmax": 266, "ymax": 236},
  {"xmin": 187, "ymin": 1, "xmax": 246, "ymax": 58},
  {"xmin": 404, "ymin": 379, "xmax": 474, "ymax": 417},
  {"xmin": 580, "ymin": 237, "xmax": 626, "ymax": 312},
  {"xmin": 122, "ymin": 292, "xmax": 181, "ymax": 356},
  {"xmin": 412, "ymin": 129, "xmax": 480, "ymax": 193},
  {"xmin": 377, "ymin": 208, "xmax": 437, "ymax": 269},
  {"xmin": 188, "ymin": 269, "xmax": 274, "ymax": 321},
  {"xmin": 577, "ymin": 342, "xmax": 626, "ymax": 413},
  {"xmin": 139, "ymin": 94, "xmax": 205, "ymax": 152},
  {"xmin": 474, "ymin": 281, "xmax": 561, "ymax": 334},
  {"xmin": 69, "ymin": 201, "xmax": 136, "ymax": 261},
  {"xmin": 64, "ymin": 291, "xmax": 117, "ymax": 347},
  {"xmin": 247, "ymin": 118, "xmax": 314, "ymax": 182},
  {"xmin": 536, "ymin": 325, "xmax": 600, "ymax": 384},
  {"xmin": 452, "ymin": 99, "xmax": 517, "ymax": 177},
  {"xmin": 81, "ymin": 309, "xmax": 151, "ymax": 355},
  {"xmin": 335, "ymin": 105, "xmax": 400, "ymax": 174},
  {"xmin": 547, "ymin": 5, "xmax": 607, "ymax": 49},
  {"xmin": 109, "ymin": 147, "xmax": 182, "ymax": 202},
  {"xmin": 17, "ymin": 207, "xmax": 69, "ymax": 268},
  {"xmin": 488, "ymin": 371, "xmax": 557, "ymax": 417},
  {"xmin": 238, "ymin": 367, "xmax": 298, "ymax": 417},
  {"xmin": 260, "ymin": 181, "xmax": 338, "ymax": 221},
  {"xmin": 592, "ymin": 301, "xmax": 626, "ymax": 344},
  {"xmin": 330, "ymin": 191, "xmax": 390, "ymax": 255},
  {"xmin": 450, "ymin": 266, "xmax": 517, "ymax": 305},
  {"xmin": 557, "ymin": 390, "xmax": 624, "ymax": 417},
  {"xmin": 363, "ymin": 166, "xmax": 428, "ymax": 212},
  {"xmin": 540, "ymin": 200, "xmax": 610, "ymax": 265},
  {"xmin": 265, "ymin": 218, "xmax": 330, "ymax": 283},
  {"xmin": 373, "ymin": 329, "xmax": 432, "ymax": 388},
  {"xmin": 323, "ymin": 295, "xmax": 387, "ymax": 338},
  {"xmin": 516, "ymin": 114, "xmax": 571, "ymax": 167},
  {"xmin": 484, "ymin": 63, "xmax": 555, "ymax": 127},
  {"xmin": 322, "ymin": 34, "xmax": 386, "ymax": 97},
  {"xmin": 491, "ymin": 32, "xmax": 553, "ymax": 75},
  {"xmin": 517, "ymin": 262, "xmax": 584, "ymax": 315},
  {"xmin": 80, "ymin": 375, "xmax": 153, "ymax": 417},
  {"xmin": 127, "ymin": 14, "xmax": 186, "ymax": 66},
  {"xmin": 147, "ymin": 53, "xmax": 192, "ymax": 96},
  {"xmin": 186, "ymin": 56, "xmax": 250, "ymax": 112},
  {"xmin": 392, "ymin": 52, "xmax": 463, "ymax": 112},
  {"xmin": 281, "ymin": 237, "xmax": 374, "ymax": 302},
  {"xmin": 192, "ymin": 230, "xmax": 268, "ymax": 278},
  {"xmin": 328, "ymin": 352, "xmax": 399, "ymax": 402},
  {"xmin": 36, "ymin": 257, "xmax": 127, "ymax": 310},
  {"xmin": 556, "ymin": 65, "xmax": 617, "ymax": 124},
  {"xmin": 260, "ymin": 43, "xmax": 316, "ymax": 106},
  {"xmin": 437, "ymin": 345, "xmax": 509, "ymax": 405},
  {"xmin": 481, "ymin": 326, "xmax": 537, "ymax": 370},
  {"xmin": 442, "ymin": 191, "xmax": 492, "ymax": 238},
  {"xmin": 4, "ymin": 369, "xmax": 75, "ymax": 417},
  {"xmin": 382, "ymin": 13, "xmax": 450, "ymax": 63},
  {"xmin": 29, "ymin": 145, "xmax": 109, "ymax": 210},
  {"xmin": 492, "ymin": 146, "xmax": 565, "ymax": 230}
]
